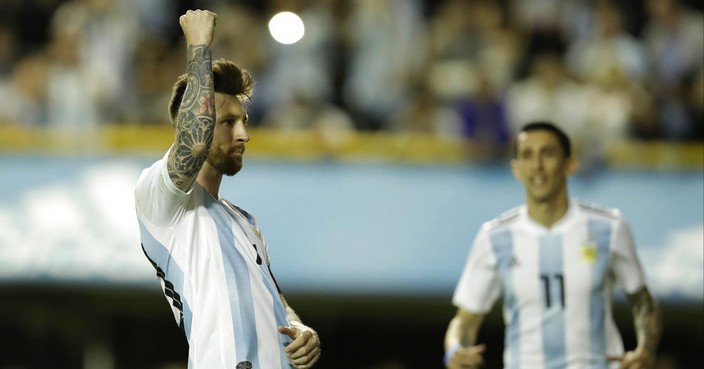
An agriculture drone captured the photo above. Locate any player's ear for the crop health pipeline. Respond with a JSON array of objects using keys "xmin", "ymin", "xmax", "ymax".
[
  {"xmin": 565, "ymin": 156, "xmax": 579, "ymax": 176},
  {"xmin": 511, "ymin": 158, "xmax": 521, "ymax": 180}
]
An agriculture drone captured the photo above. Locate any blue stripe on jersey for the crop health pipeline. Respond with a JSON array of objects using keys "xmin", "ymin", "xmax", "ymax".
[
  {"xmin": 223, "ymin": 202, "xmax": 288, "ymax": 324},
  {"xmin": 209, "ymin": 199, "xmax": 293, "ymax": 368},
  {"xmin": 204, "ymin": 195, "xmax": 261, "ymax": 367},
  {"xmin": 138, "ymin": 221, "xmax": 193, "ymax": 337},
  {"xmin": 255, "ymin": 250, "xmax": 292, "ymax": 365},
  {"xmin": 264, "ymin": 269, "xmax": 293, "ymax": 366},
  {"xmin": 588, "ymin": 219, "xmax": 612, "ymax": 369},
  {"xmin": 539, "ymin": 234, "xmax": 566, "ymax": 369},
  {"xmin": 491, "ymin": 230, "xmax": 519, "ymax": 369}
]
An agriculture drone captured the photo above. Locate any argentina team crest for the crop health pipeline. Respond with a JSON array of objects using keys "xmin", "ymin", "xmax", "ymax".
[
  {"xmin": 580, "ymin": 235, "xmax": 598, "ymax": 263},
  {"xmin": 236, "ymin": 361, "xmax": 253, "ymax": 369}
]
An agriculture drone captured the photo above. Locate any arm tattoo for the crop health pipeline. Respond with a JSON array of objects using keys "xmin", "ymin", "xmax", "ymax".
[
  {"xmin": 627, "ymin": 287, "xmax": 662, "ymax": 353},
  {"xmin": 168, "ymin": 45, "xmax": 215, "ymax": 190}
]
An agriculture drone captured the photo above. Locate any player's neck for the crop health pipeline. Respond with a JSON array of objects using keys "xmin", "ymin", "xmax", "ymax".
[
  {"xmin": 527, "ymin": 195, "xmax": 569, "ymax": 228},
  {"xmin": 197, "ymin": 164, "xmax": 223, "ymax": 198}
]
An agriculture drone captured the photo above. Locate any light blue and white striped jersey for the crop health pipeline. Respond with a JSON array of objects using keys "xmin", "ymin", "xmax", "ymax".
[
  {"xmin": 135, "ymin": 152, "xmax": 294, "ymax": 369},
  {"xmin": 453, "ymin": 199, "xmax": 647, "ymax": 369}
]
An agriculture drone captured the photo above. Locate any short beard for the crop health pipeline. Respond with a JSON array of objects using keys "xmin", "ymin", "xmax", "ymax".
[{"xmin": 206, "ymin": 146, "xmax": 243, "ymax": 176}]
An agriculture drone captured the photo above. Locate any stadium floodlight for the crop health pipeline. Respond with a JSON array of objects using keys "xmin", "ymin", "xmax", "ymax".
[{"xmin": 268, "ymin": 11, "xmax": 305, "ymax": 45}]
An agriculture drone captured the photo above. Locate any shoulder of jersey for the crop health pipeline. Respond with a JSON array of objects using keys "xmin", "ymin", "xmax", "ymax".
[
  {"xmin": 235, "ymin": 205, "xmax": 257, "ymax": 225},
  {"xmin": 576, "ymin": 199, "xmax": 621, "ymax": 219},
  {"xmin": 485, "ymin": 206, "xmax": 521, "ymax": 231},
  {"xmin": 222, "ymin": 199, "xmax": 257, "ymax": 225}
]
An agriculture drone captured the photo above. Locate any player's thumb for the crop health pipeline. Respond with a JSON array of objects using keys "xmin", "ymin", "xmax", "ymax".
[
  {"xmin": 278, "ymin": 325, "xmax": 297, "ymax": 338},
  {"xmin": 470, "ymin": 344, "xmax": 487, "ymax": 355},
  {"xmin": 179, "ymin": 15, "xmax": 187, "ymax": 30}
]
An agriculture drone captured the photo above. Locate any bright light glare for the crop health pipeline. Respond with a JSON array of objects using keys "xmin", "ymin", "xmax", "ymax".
[{"xmin": 268, "ymin": 11, "xmax": 305, "ymax": 45}]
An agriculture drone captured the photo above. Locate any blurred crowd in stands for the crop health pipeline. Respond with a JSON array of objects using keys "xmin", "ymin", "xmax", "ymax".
[{"xmin": 0, "ymin": 0, "xmax": 702, "ymax": 157}]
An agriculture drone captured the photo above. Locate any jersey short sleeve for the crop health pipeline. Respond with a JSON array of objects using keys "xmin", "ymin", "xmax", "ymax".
[
  {"xmin": 134, "ymin": 148, "xmax": 191, "ymax": 227},
  {"xmin": 452, "ymin": 225, "xmax": 502, "ymax": 313},
  {"xmin": 610, "ymin": 217, "xmax": 646, "ymax": 294}
]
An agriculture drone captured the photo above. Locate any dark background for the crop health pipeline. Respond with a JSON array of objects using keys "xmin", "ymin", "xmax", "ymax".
[{"xmin": 1, "ymin": 285, "xmax": 701, "ymax": 369}]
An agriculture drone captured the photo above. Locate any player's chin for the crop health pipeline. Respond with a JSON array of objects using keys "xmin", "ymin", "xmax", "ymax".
[
  {"xmin": 528, "ymin": 186, "xmax": 554, "ymax": 201},
  {"xmin": 221, "ymin": 160, "xmax": 243, "ymax": 176},
  {"xmin": 223, "ymin": 166, "xmax": 242, "ymax": 176}
]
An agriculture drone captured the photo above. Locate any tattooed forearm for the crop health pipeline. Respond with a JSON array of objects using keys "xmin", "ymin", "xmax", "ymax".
[
  {"xmin": 627, "ymin": 287, "xmax": 661, "ymax": 354},
  {"xmin": 168, "ymin": 45, "xmax": 215, "ymax": 190}
]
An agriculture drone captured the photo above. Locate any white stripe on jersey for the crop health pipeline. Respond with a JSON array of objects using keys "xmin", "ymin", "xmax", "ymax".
[{"xmin": 453, "ymin": 199, "xmax": 646, "ymax": 369}]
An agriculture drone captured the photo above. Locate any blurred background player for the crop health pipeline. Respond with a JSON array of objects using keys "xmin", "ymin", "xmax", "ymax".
[{"xmin": 443, "ymin": 122, "xmax": 661, "ymax": 369}]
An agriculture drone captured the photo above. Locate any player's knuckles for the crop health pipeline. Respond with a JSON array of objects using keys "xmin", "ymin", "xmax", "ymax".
[
  {"xmin": 288, "ymin": 345, "xmax": 310, "ymax": 359},
  {"xmin": 182, "ymin": 10, "xmax": 215, "ymax": 24},
  {"xmin": 288, "ymin": 334, "xmax": 307, "ymax": 347},
  {"xmin": 304, "ymin": 335, "xmax": 319, "ymax": 350},
  {"xmin": 306, "ymin": 347, "xmax": 320, "ymax": 361},
  {"xmin": 290, "ymin": 352, "xmax": 315, "ymax": 367},
  {"xmin": 285, "ymin": 347, "xmax": 302, "ymax": 358},
  {"xmin": 298, "ymin": 350, "xmax": 316, "ymax": 363},
  {"xmin": 292, "ymin": 346, "xmax": 319, "ymax": 364},
  {"xmin": 296, "ymin": 352, "xmax": 319, "ymax": 369},
  {"xmin": 298, "ymin": 329, "xmax": 313, "ymax": 340},
  {"xmin": 290, "ymin": 355, "xmax": 306, "ymax": 364}
]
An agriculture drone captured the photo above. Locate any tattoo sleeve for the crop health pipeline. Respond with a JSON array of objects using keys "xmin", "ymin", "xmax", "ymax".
[
  {"xmin": 627, "ymin": 287, "xmax": 662, "ymax": 354},
  {"xmin": 167, "ymin": 45, "xmax": 215, "ymax": 191}
]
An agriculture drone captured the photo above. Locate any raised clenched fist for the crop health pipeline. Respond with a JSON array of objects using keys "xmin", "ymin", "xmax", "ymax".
[{"xmin": 179, "ymin": 9, "xmax": 217, "ymax": 47}]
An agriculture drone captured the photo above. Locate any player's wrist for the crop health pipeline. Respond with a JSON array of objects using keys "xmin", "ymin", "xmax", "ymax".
[
  {"xmin": 187, "ymin": 39, "xmax": 213, "ymax": 47},
  {"xmin": 634, "ymin": 347, "xmax": 656, "ymax": 363},
  {"xmin": 443, "ymin": 342, "xmax": 462, "ymax": 367},
  {"xmin": 288, "ymin": 320, "xmax": 306, "ymax": 329}
]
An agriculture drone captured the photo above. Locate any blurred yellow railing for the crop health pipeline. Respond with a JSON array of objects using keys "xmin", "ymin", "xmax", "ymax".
[{"xmin": 0, "ymin": 124, "xmax": 702, "ymax": 170}]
